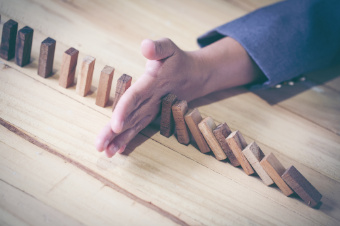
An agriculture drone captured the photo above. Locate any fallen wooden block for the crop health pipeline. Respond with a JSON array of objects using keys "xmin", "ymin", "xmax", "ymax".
[
  {"xmin": 15, "ymin": 26, "xmax": 34, "ymax": 67},
  {"xmin": 59, "ymin": 47, "xmax": 79, "ymax": 88},
  {"xmin": 198, "ymin": 117, "xmax": 227, "ymax": 160},
  {"xmin": 112, "ymin": 74, "xmax": 132, "ymax": 111},
  {"xmin": 37, "ymin": 37, "xmax": 56, "ymax": 78},
  {"xmin": 0, "ymin": 19, "xmax": 18, "ymax": 60},
  {"xmin": 76, "ymin": 56, "xmax": 96, "ymax": 96},
  {"xmin": 243, "ymin": 142, "xmax": 274, "ymax": 186},
  {"xmin": 260, "ymin": 153, "xmax": 293, "ymax": 196},
  {"xmin": 172, "ymin": 100, "xmax": 190, "ymax": 145},
  {"xmin": 226, "ymin": 131, "xmax": 254, "ymax": 175},
  {"xmin": 184, "ymin": 108, "xmax": 210, "ymax": 153},
  {"xmin": 96, "ymin": 65, "xmax": 114, "ymax": 107},
  {"xmin": 282, "ymin": 166, "xmax": 322, "ymax": 207},
  {"xmin": 160, "ymin": 94, "xmax": 177, "ymax": 137},
  {"xmin": 213, "ymin": 123, "xmax": 240, "ymax": 166}
]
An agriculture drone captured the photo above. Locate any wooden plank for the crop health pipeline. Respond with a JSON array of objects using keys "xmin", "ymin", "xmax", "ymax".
[
  {"xmin": 37, "ymin": 37, "xmax": 56, "ymax": 78},
  {"xmin": 59, "ymin": 47, "xmax": 79, "ymax": 88},
  {"xmin": 0, "ymin": 19, "xmax": 18, "ymax": 60},
  {"xmin": 160, "ymin": 93, "xmax": 177, "ymax": 137},
  {"xmin": 76, "ymin": 55, "xmax": 96, "ymax": 96},
  {"xmin": 112, "ymin": 74, "xmax": 132, "ymax": 111},
  {"xmin": 243, "ymin": 142, "xmax": 274, "ymax": 186},
  {"xmin": 213, "ymin": 123, "xmax": 240, "ymax": 166},
  {"xmin": 15, "ymin": 26, "xmax": 33, "ymax": 67},
  {"xmin": 172, "ymin": 100, "xmax": 190, "ymax": 145},
  {"xmin": 282, "ymin": 166, "xmax": 322, "ymax": 208},
  {"xmin": 184, "ymin": 108, "xmax": 210, "ymax": 153},
  {"xmin": 226, "ymin": 131, "xmax": 254, "ymax": 175},
  {"xmin": 260, "ymin": 153, "xmax": 293, "ymax": 196},
  {"xmin": 96, "ymin": 65, "xmax": 114, "ymax": 107},
  {"xmin": 198, "ymin": 117, "xmax": 227, "ymax": 160}
]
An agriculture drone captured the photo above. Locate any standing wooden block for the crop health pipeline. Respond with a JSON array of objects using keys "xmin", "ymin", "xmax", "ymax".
[
  {"xmin": 37, "ymin": 37, "xmax": 56, "ymax": 78},
  {"xmin": 226, "ymin": 131, "xmax": 254, "ymax": 175},
  {"xmin": 198, "ymin": 117, "xmax": 227, "ymax": 160},
  {"xmin": 160, "ymin": 94, "xmax": 177, "ymax": 137},
  {"xmin": 282, "ymin": 166, "xmax": 322, "ymax": 207},
  {"xmin": 59, "ymin": 47, "xmax": 79, "ymax": 88},
  {"xmin": 76, "ymin": 56, "xmax": 96, "ymax": 96},
  {"xmin": 172, "ymin": 100, "xmax": 190, "ymax": 145},
  {"xmin": 213, "ymin": 123, "xmax": 240, "ymax": 166},
  {"xmin": 184, "ymin": 108, "xmax": 210, "ymax": 153},
  {"xmin": 15, "ymin": 26, "xmax": 34, "ymax": 67},
  {"xmin": 96, "ymin": 65, "xmax": 114, "ymax": 107},
  {"xmin": 260, "ymin": 153, "xmax": 293, "ymax": 196},
  {"xmin": 112, "ymin": 74, "xmax": 132, "ymax": 111},
  {"xmin": 243, "ymin": 142, "xmax": 274, "ymax": 186},
  {"xmin": 0, "ymin": 19, "xmax": 18, "ymax": 60}
]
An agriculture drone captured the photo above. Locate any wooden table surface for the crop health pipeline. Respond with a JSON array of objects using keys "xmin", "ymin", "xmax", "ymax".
[{"xmin": 1, "ymin": 0, "xmax": 340, "ymax": 225}]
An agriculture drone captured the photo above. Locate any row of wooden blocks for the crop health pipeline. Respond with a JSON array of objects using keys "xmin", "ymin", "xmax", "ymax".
[
  {"xmin": 0, "ymin": 18, "xmax": 131, "ymax": 109},
  {"xmin": 160, "ymin": 93, "xmax": 322, "ymax": 208}
]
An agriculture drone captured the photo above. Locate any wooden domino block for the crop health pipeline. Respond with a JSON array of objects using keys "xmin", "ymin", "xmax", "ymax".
[
  {"xmin": 226, "ymin": 131, "xmax": 254, "ymax": 175},
  {"xmin": 184, "ymin": 108, "xmax": 210, "ymax": 153},
  {"xmin": 15, "ymin": 26, "xmax": 34, "ymax": 67},
  {"xmin": 260, "ymin": 153, "xmax": 293, "ymax": 196},
  {"xmin": 76, "ymin": 56, "xmax": 96, "ymax": 96},
  {"xmin": 282, "ymin": 166, "xmax": 322, "ymax": 207},
  {"xmin": 59, "ymin": 47, "xmax": 79, "ymax": 88},
  {"xmin": 198, "ymin": 117, "xmax": 227, "ymax": 160},
  {"xmin": 172, "ymin": 100, "xmax": 190, "ymax": 145},
  {"xmin": 213, "ymin": 123, "xmax": 240, "ymax": 166},
  {"xmin": 160, "ymin": 94, "xmax": 177, "ymax": 137},
  {"xmin": 38, "ymin": 37, "xmax": 56, "ymax": 78},
  {"xmin": 243, "ymin": 142, "xmax": 274, "ymax": 186},
  {"xmin": 0, "ymin": 19, "xmax": 18, "ymax": 60},
  {"xmin": 112, "ymin": 74, "xmax": 132, "ymax": 111},
  {"xmin": 96, "ymin": 65, "xmax": 114, "ymax": 107}
]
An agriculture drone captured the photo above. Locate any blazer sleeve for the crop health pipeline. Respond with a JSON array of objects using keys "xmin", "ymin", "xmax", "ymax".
[{"xmin": 197, "ymin": 0, "xmax": 340, "ymax": 88}]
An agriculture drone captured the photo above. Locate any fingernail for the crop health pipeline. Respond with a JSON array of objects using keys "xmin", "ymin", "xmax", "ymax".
[
  {"xmin": 118, "ymin": 145, "xmax": 126, "ymax": 154},
  {"xmin": 109, "ymin": 145, "xmax": 120, "ymax": 155},
  {"xmin": 112, "ymin": 120, "xmax": 124, "ymax": 133},
  {"xmin": 103, "ymin": 139, "xmax": 110, "ymax": 149}
]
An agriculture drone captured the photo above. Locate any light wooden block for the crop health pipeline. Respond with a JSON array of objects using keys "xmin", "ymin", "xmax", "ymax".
[
  {"xmin": 15, "ymin": 26, "xmax": 34, "ymax": 67},
  {"xmin": 213, "ymin": 123, "xmax": 240, "ymax": 166},
  {"xmin": 38, "ymin": 37, "xmax": 56, "ymax": 78},
  {"xmin": 243, "ymin": 142, "xmax": 274, "ymax": 186},
  {"xmin": 198, "ymin": 117, "xmax": 226, "ymax": 160},
  {"xmin": 172, "ymin": 100, "xmax": 190, "ymax": 145},
  {"xmin": 112, "ymin": 74, "xmax": 132, "ymax": 111},
  {"xmin": 226, "ymin": 131, "xmax": 254, "ymax": 175},
  {"xmin": 0, "ymin": 19, "xmax": 18, "ymax": 60},
  {"xmin": 160, "ymin": 94, "xmax": 177, "ymax": 137},
  {"xmin": 184, "ymin": 108, "xmax": 210, "ymax": 153},
  {"xmin": 96, "ymin": 65, "xmax": 114, "ymax": 107},
  {"xmin": 282, "ymin": 166, "xmax": 322, "ymax": 207},
  {"xmin": 76, "ymin": 56, "xmax": 96, "ymax": 96},
  {"xmin": 59, "ymin": 47, "xmax": 79, "ymax": 88},
  {"xmin": 260, "ymin": 153, "xmax": 293, "ymax": 196}
]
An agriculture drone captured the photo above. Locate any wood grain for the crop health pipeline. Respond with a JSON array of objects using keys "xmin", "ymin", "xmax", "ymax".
[
  {"xmin": 76, "ymin": 56, "xmax": 96, "ymax": 96},
  {"xmin": 226, "ymin": 131, "xmax": 254, "ymax": 175},
  {"xmin": 260, "ymin": 153, "xmax": 294, "ymax": 196},
  {"xmin": 198, "ymin": 117, "xmax": 227, "ymax": 160},
  {"xmin": 160, "ymin": 94, "xmax": 177, "ymax": 137},
  {"xmin": 0, "ymin": 19, "xmax": 17, "ymax": 60},
  {"xmin": 37, "ymin": 37, "xmax": 56, "ymax": 78},
  {"xmin": 243, "ymin": 142, "xmax": 274, "ymax": 186},
  {"xmin": 184, "ymin": 108, "xmax": 210, "ymax": 153},
  {"xmin": 172, "ymin": 100, "xmax": 190, "ymax": 145},
  {"xmin": 15, "ymin": 26, "xmax": 33, "ymax": 67},
  {"xmin": 282, "ymin": 166, "xmax": 322, "ymax": 207},
  {"xmin": 213, "ymin": 123, "xmax": 240, "ymax": 166},
  {"xmin": 112, "ymin": 74, "xmax": 132, "ymax": 111},
  {"xmin": 59, "ymin": 47, "xmax": 79, "ymax": 88},
  {"xmin": 96, "ymin": 65, "xmax": 114, "ymax": 107}
]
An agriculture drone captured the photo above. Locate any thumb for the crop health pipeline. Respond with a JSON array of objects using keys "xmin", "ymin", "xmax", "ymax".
[{"xmin": 141, "ymin": 38, "xmax": 177, "ymax": 61}]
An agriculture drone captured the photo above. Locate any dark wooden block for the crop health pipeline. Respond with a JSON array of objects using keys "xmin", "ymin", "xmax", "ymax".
[
  {"xmin": 282, "ymin": 166, "xmax": 322, "ymax": 208},
  {"xmin": 59, "ymin": 47, "xmax": 79, "ymax": 88},
  {"xmin": 160, "ymin": 94, "xmax": 177, "ymax": 137},
  {"xmin": 0, "ymin": 19, "xmax": 18, "ymax": 60},
  {"xmin": 172, "ymin": 100, "xmax": 190, "ymax": 145},
  {"xmin": 38, "ymin": 37, "xmax": 56, "ymax": 78},
  {"xmin": 15, "ymin": 26, "xmax": 34, "ymax": 67},
  {"xmin": 112, "ymin": 74, "xmax": 132, "ymax": 111}
]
